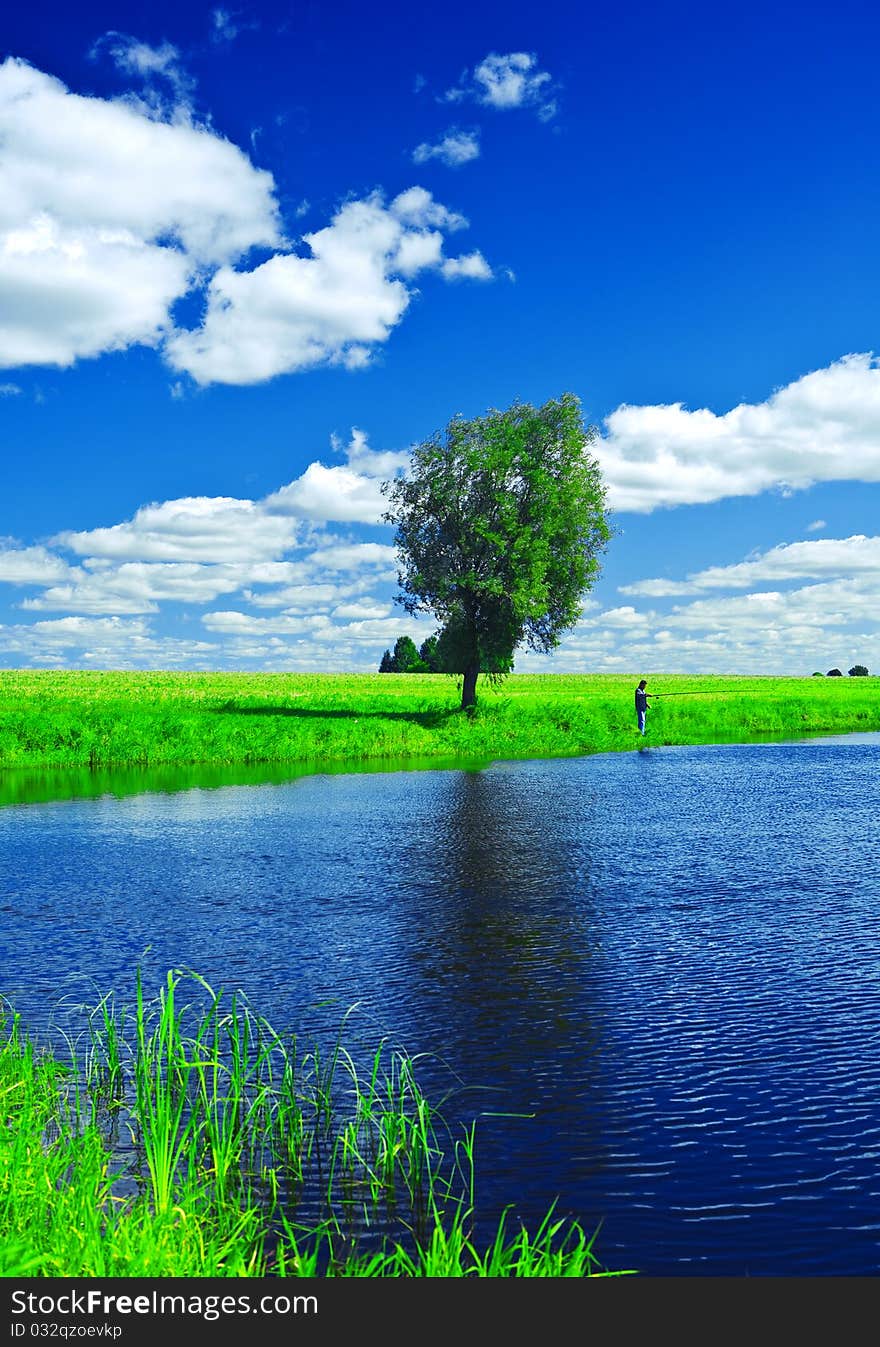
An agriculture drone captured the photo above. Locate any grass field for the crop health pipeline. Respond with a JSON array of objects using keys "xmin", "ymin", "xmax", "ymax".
[{"xmin": 1, "ymin": 670, "xmax": 878, "ymax": 791}]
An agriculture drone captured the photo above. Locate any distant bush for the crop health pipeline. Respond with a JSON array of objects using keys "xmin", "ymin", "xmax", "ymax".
[
  {"xmin": 379, "ymin": 635, "xmax": 428, "ymax": 673},
  {"xmin": 848, "ymin": 665, "xmax": 869, "ymax": 677},
  {"xmin": 812, "ymin": 671, "xmax": 824, "ymax": 677},
  {"xmin": 827, "ymin": 668, "xmax": 843, "ymax": 677}
]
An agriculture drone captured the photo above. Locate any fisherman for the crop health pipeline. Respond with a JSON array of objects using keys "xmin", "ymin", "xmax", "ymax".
[{"xmin": 634, "ymin": 679, "xmax": 654, "ymax": 735}]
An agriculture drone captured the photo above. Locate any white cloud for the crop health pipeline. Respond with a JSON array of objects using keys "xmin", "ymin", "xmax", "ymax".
[
  {"xmin": 0, "ymin": 615, "xmax": 218, "ymax": 667},
  {"xmin": 165, "ymin": 189, "xmax": 484, "ymax": 385},
  {"xmin": 330, "ymin": 599, "xmax": 392, "ymax": 619},
  {"xmin": 18, "ymin": 560, "xmax": 311, "ymax": 614},
  {"xmin": 304, "ymin": 542, "xmax": 397, "ymax": 573},
  {"xmin": 266, "ymin": 464, "xmax": 390, "ymax": 523},
  {"xmin": 393, "ymin": 230, "xmax": 444, "ymax": 277},
  {"xmin": 622, "ymin": 535, "xmax": 880, "ymax": 597},
  {"xmin": 389, "ymin": 187, "xmax": 467, "ymax": 231},
  {"xmin": 0, "ymin": 58, "xmax": 281, "ymax": 264},
  {"xmin": 441, "ymin": 251, "xmax": 493, "ymax": 281},
  {"xmin": 265, "ymin": 428, "xmax": 410, "ymax": 523},
  {"xmin": 201, "ymin": 610, "xmax": 333, "ymax": 635},
  {"xmin": 598, "ymin": 354, "xmax": 880, "ymax": 513},
  {"xmin": 245, "ymin": 580, "xmax": 361, "ymax": 611},
  {"xmin": 90, "ymin": 33, "xmax": 194, "ymax": 100},
  {"xmin": 1, "ymin": 215, "xmax": 192, "ymax": 367},
  {"xmin": 474, "ymin": 52, "xmax": 552, "ymax": 108},
  {"xmin": 0, "ymin": 544, "xmax": 71, "ymax": 584},
  {"xmin": 412, "ymin": 129, "xmax": 480, "ymax": 167},
  {"xmin": 0, "ymin": 56, "xmax": 281, "ymax": 370},
  {"xmin": 1, "ymin": 59, "xmax": 491, "ymax": 384},
  {"xmin": 55, "ymin": 497, "xmax": 299, "ymax": 563},
  {"xmin": 444, "ymin": 52, "xmax": 558, "ymax": 119},
  {"xmin": 335, "ymin": 427, "xmax": 411, "ymax": 479},
  {"xmin": 201, "ymin": 608, "xmax": 426, "ymax": 649},
  {"xmin": 515, "ymin": 575, "xmax": 880, "ymax": 677},
  {"xmin": 806, "ymin": 519, "xmax": 826, "ymax": 532},
  {"xmin": 0, "ymin": 382, "xmax": 22, "ymax": 396}
]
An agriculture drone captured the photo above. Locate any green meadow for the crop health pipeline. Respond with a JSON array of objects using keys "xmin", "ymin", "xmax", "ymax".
[{"xmin": 0, "ymin": 670, "xmax": 878, "ymax": 795}]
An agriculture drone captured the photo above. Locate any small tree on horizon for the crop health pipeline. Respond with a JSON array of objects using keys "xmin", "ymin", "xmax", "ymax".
[
  {"xmin": 381, "ymin": 393, "xmax": 610, "ymax": 709},
  {"xmin": 419, "ymin": 634, "xmax": 440, "ymax": 672},
  {"xmin": 848, "ymin": 664, "xmax": 869, "ymax": 676}
]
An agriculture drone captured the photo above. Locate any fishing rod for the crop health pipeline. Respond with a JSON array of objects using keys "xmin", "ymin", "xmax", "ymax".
[{"xmin": 652, "ymin": 689, "xmax": 742, "ymax": 697}]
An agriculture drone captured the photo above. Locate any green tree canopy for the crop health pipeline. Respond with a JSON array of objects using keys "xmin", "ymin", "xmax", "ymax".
[
  {"xmin": 418, "ymin": 635, "xmax": 440, "ymax": 672},
  {"xmin": 848, "ymin": 664, "xmax": 869, "ymax": 676},
  {"xmin": 392, "ymin": 635, "xmax": 422, "ymax": 672},
  {"xmin": 381, "ymin": 393, "xmax": 611, "ymax": 708}
]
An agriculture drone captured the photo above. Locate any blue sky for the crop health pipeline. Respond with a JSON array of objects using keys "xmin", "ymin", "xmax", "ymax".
[{"xmin": 2, "ymin": 0, "xmax": 880, "ymax": 676}]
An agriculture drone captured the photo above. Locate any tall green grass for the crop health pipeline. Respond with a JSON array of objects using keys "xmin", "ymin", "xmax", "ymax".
[
  {"xmin": 0, "ymin": 971, "xmax": 631, "ymax": 1278},
  {"xmin": 1, "ymin": 670, "xmax": 878, "ymax": 793}
]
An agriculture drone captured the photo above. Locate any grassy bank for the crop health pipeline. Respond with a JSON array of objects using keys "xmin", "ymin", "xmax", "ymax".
[
  {"xmin": 1, "ymin": 670, "xmax": 878, "ymax": 783},
  {"xmin": 0, "ymin": 971, "xmax": 629, "ymax": 1278}
]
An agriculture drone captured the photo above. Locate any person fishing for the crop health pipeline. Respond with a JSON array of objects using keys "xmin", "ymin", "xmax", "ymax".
[{"xmin": 634, "ymin": 678, "xmax": 654, "ymax": 735}]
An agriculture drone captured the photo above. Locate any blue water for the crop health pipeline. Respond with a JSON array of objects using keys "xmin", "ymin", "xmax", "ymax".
[{"xmin": 2, "ymin": 733, "xmax": 879, "ymax": 1275}]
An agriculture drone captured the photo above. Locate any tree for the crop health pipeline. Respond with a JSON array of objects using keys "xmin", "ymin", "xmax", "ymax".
[
  {"xmin": 418, "ymin": 635, "xmax": 440, "ymax": 672},
  {"xmin": 848, "ymin": 664, "xmax": 869, "ymax": 677},
  {"xmin": 827, "ymin": 668, "xmax": 843, "ymax": 677},
  {"xmin": 391, "ymin": 635, "xmax": 421, "ymax": 672},
  {"xmin": 378, "ymin": 648, "xmax": 395, "ymax": 673},
  {"xmin": 381, "ymin": 393, "xmax": 610, "ymax": 709}
]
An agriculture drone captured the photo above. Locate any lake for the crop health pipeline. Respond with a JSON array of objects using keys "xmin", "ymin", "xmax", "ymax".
[{"xmin": 2, "ymin": 732, "xmax": 879, "ymax": 1276}]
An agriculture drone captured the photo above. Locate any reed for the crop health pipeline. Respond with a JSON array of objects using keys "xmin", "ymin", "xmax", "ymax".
[{"xmin": 0, "ymin": 972, "xmax": 632, "ymax": 1278}]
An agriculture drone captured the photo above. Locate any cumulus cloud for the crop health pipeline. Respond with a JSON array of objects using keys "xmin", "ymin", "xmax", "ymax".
[
  {"xmin": 0, "ymin": 56, "xmax": 279, "ymax": 369},
  {"xmin": 201, "ymin": 608, "xmax": 425, "ymax": 649},
  {"xmin": 0, "ymin": 615, "xmax": 219, "ymax": 667},
  {"xmin": 0, "ymin": 420, "xmax": 414, "ymax": 666},
  {"xmin": 621, "ymin": 535, "xmax": 880, "ymax": 597},
  {"xmin": 304, "ymin": 542, "xmax": 397, "ymax": 573},
  {"xmin": 265, "ymin": 428, "xmax": 410, "ymax": 523},
  {"xmin": 1, "ymin": 215, "xmax": 192, "ymax": 367},
  {"xmin": 165, "ymin": 188, "xmax": 487, "ymax": 385},
  {"xmin": 444, "ymin": 52, "xmax": 558, "ymax": 120},
  {"xmin": 597, "ymin": 354, "xmax": 880, "ymax": 513},
  {"xmin": 266, "ymin": 464, "xmax": 390, "ymax": 523},
  {"xmin": 412, "ymin": 129, "xmax": 480, "ymax": 167},
  {"xmin": 441, "ymin": 251, "xmax": 493, "ymax": 281},
  {"xmin": 1, "ymin": 58, "xmax": 489, "ymax": 383},
  {"xmin": 0, "ymin": 544, "xmax": 72, "ymax": 584},
  {"xmin": 55, "ymin": 497, "xmax": 300, "ymax": 563},
  {"xmin": 18, "ymin": 560, "xmax": 312, "ymax": 614},
  {"xmin": 511, "ymin": 567, "xmax": 880, "ymax": 678},
  {"xmin": 335, "ymin": 427, "xmax": 411, "ymax": 479},
  {"xmin": 0, "ymin": 58, "xmax": 280, "ymax": 263}
]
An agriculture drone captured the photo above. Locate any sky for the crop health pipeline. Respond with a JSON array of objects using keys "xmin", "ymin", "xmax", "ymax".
[{"xmin": 3, "ymin": 0, "xmax": 880, "ymax": 678}]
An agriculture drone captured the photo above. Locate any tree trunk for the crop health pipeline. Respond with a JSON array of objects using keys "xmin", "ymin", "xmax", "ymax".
[{"xmin": 461, "ymin": 661, "xmax": 479, "ymax": 710}]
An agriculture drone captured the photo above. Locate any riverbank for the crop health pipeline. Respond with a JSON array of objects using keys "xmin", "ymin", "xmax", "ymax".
[
  {"xmin": 1, "ymin": 671, "xmax": 878, "ymax": 782},
  {"xmin": 0, "ymin": 971, "xmax": 629, "ymax": 1278}
]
